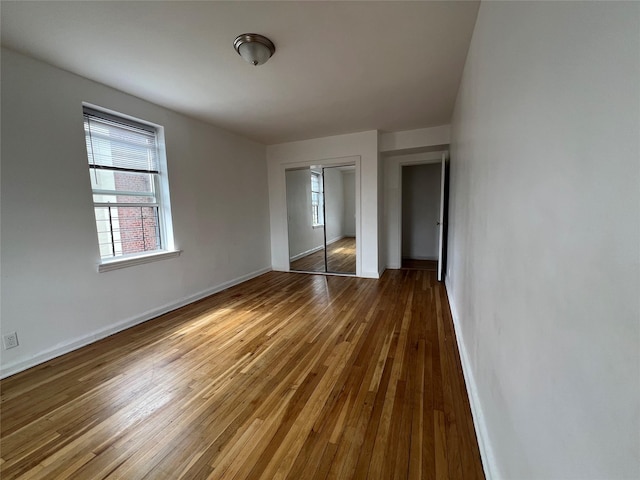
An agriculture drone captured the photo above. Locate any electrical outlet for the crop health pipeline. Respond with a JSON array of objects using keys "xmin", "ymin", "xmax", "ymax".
[{"xmin": 3, "ymin": 332, "xmax": 19, "ymax": 350}]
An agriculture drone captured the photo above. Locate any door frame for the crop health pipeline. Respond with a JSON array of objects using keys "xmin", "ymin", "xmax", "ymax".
[
  {"xmin": 280, "ymin": 155, "xmax": 362, "ymax": 277},
  {"xmin": 385, "ymin": 150, "xmax": 449, "ymax": 273},
  {"xmin": 437, "ymin": 152, "xmax": 447, "ymax": 281}
]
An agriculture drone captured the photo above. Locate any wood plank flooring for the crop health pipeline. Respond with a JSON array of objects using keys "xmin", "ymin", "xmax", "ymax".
[
  {"xmin": 0, "ymin": 270, "xmax": 484, "ymax": 480},
  {"xmin": 401, "ymin": 259, "xmax": 438, "ymax": 271},
  {"xmin": 290, "ymin": 237, "xmax": 356, "ymax": 274}
]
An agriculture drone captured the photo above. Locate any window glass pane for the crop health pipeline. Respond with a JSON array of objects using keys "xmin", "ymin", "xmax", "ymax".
[
  {"xmin": 93, "ymin": 194, "xmax": 156, "ymax": 204},
  {"xmin": 94, "ymin": 209, "xmax": 119, "ymax": 257},
  {"xmin": 90, "ymin": 169, "xmax": 154, "ymax": 194},
  {"xmin": 318, "ymin": 198, "xmax": 324, "ymax": 225},
  {"xmin": 311, "ymin": 172, "xmax": 324, "ymax": 225},
  {"xmin": 94, "ymin": 206, "xmax": 161, "ymax": 258}
]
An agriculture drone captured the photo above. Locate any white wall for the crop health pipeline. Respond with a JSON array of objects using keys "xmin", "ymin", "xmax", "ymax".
[
  {"xmin": 401, "ymin": 163, "xmax": 441, "ymax": 260},
  {"xmin": 323, "ymin": 167, "xmax": 345, "ymax": 244},
  {"xmin": 0, "ymin": 49, "xmax": 271, "ymax": 377},
  {"xmin": 447, "ymin": 3, "xmax": 640, "ymax": 479},
  {"xmin": 379, "ymin": 125, "xmax": 450, "ymax": 153},
  {"xmin": 285, "ymin": 168, "xmax": 324, "ymax": 259},
  {"xmin": 342, "ymin": 171, "xmax": 356, "ymax": 237},
  {"xmin": 267, "ymin": 132, "xmax": 377, "ymax": 278}
]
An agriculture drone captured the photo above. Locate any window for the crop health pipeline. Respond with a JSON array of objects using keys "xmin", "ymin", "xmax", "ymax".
[
  {"xmin": 311, "ymin": 171, "xmax": 324, "ymax": 227},
  {"xmin": 83, "ymin": 106, "xmax": 175, "ymax": 268}
]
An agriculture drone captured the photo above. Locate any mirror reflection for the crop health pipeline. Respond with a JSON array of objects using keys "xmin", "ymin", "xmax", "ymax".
[
  {"xmin": 286, "ymin": 167, "xmax": 325, "ymax": 273},
  {"xmin": 286, "ymin": 164, "xmax": 356, "ymax": 275}
]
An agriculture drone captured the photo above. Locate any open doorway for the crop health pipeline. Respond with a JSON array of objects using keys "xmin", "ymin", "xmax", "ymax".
[
  {"xmin": 401, "ymin": 163, "xmax": 441, "ymax": 271},
  {"xmin": 397, "ymin": 153, "xmax": 448, "ymax": 280}
]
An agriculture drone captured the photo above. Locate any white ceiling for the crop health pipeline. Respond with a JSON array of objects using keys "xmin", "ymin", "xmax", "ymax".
[{"xmin": 1, "ymin": 1, "xmax": 479, "ymax": 145}]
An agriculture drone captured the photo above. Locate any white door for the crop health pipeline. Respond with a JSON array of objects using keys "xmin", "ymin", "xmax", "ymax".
[{"xmin": 437, "ymin": 153, "xmax": 446, "ymax": 281}]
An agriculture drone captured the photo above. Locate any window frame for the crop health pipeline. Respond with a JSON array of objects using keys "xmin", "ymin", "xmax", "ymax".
[
  {"xmin": 82, "ymin": 104, "xmax": 179, "ymax": 272},
  {"xmin": 311, "ymin": 170, "xmax": 324, "ymax": 228}
]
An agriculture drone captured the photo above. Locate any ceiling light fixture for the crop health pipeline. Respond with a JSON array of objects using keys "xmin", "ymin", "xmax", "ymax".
[{"xmin": 233, "ymin": 33, "xmax": 276, "ymax": 66}]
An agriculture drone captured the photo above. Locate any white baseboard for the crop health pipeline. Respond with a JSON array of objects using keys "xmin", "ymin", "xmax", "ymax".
[
  {"xmin": 0, "ymin": 266, "xmax": 272, "ymax": 379},
  {"xmin": 289, "ymin": 244, "xmax": 324, "ymax": 262},
  {"xmin": 361, "ymin": 270, "xmax": 380, "ymax": 279},
  {"xmin": 326, "ymin": 235, "xmax": 345, "ymax": 245},
  {"xmin": 444, "ymin": 281, "xmax": 497, "ymax": 480},
  {"xmin": 387, "ymin": 263, "xmax": 401, "ymax": 269},
  {"xmin": 289, "ymin": 235, "xmax": 349, "ymax": 262}
]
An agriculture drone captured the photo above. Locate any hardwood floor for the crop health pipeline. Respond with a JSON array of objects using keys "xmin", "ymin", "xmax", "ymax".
[
  {"xmin": 401, "ymin": 259, "xmax": 438, "ymax": 271},
  {"xmin": 290, "ymin": 237, "xmax": 356, "ymax": 274},
  {"xmin": 326, "ymin": 237, "xmax": 356, "ymax": 274},
  {"xmin": 289, "ymin": 247, "xmax": 326, "ymax": 272},
  {"xmin": 0, "ymin": 270, "xmax": 484, "ymax": 480}
]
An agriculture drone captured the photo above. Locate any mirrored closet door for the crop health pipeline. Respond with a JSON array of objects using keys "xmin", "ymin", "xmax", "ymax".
[{"xmin": 286, "ymin": 164, "xmax": 356, "ymax": 275}]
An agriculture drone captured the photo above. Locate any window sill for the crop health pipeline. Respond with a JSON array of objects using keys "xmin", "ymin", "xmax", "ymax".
[
  {"xmin": 312, "ymin": 224, "xmax": 324, "ymax": 229},
  {"xmin": 98, "ymin": 250, "xmax": 181, "ymax": 273}
]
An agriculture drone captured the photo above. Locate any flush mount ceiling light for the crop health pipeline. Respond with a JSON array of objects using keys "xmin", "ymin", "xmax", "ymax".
[{"xmin": 233, "ymin": 33, "xmax": 276, "ymax": 66}]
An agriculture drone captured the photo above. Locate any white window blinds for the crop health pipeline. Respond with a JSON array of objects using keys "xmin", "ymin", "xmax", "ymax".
[{"xmin": 83, "ymin": 107, "xmax": 159, "ymax": 174}]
